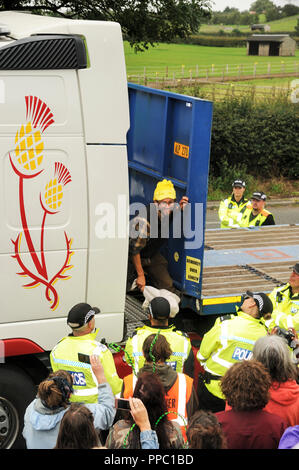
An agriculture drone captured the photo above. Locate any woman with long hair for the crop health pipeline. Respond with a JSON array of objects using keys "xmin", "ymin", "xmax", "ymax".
[
  {"xmin": 121, "ymin": 334, "xmax": 198, "ymax": 440},
  {"xmin": 106, "ymin": 371, "xmax": 184, "ymax": 449},
  {"xmin": 54, "ymin": 403, "xmax": 102, "ymax": 449}
]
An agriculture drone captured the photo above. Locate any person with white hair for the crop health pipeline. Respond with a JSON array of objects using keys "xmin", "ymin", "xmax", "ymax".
[{"xmin": 252, "ymin": 333, "xmax": 299, "ymax": 427}]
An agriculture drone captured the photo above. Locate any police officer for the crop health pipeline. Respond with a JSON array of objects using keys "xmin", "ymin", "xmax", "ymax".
[
  {"xmin": 196, "ymin": 291, "xmax": 273, "ymax": 412},
  {"xmin": 218, "ymin": 180, "xmax": 248, "ymax": 229},
  {"xmin": 269, "ymin": 263, "xmax": 299, "ymax": 332},
  {"xmin": 124, "ymin": 297, "xmax": 194, "ymax": 377},
  {"xmin": 50, "ymin": 302, "xmax": 123, "ymax": 403},
  {"xmin": 239, "ymin": 191, "xmax": 275, "ymax": 227}
]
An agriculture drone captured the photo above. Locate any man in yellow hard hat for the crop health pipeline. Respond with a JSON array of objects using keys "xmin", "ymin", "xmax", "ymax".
[{"xmin": 127, "ymin": 179, "xmax": 188, "ymax": 293}]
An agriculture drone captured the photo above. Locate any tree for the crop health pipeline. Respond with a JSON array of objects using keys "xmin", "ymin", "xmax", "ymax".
[
  {"xmin": 0, "ymin": 0, "xmax": 212, "ymax": 52},
  {"xmin": 210, "ymin": 7, "xmax": 242, "ymax": 25},
  {"xmin": 264, "ymin": 4, "xmax": 281, "ymax": 21},
  {"xmin": 281, "ymin": 4, "xmax": 299, "ymax": 18},
  {"xmin": 239, "ymin": 11, "xmax": 257, "ymax": 25},
  {"xmin": 295, "ymin": 18, "xmax": 299, "ymax": 36},
  {"xmin": 250, "ymin": 0, "xmax": 276, "ymax": 14}
]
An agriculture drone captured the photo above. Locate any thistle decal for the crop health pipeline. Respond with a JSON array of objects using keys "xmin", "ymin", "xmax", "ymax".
[{"xmin": 10, "ymin": 96, "xmax": 74, "ymax": 310}]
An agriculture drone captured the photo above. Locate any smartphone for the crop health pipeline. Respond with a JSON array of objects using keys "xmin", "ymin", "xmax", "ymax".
[
  {"xmin": 116, "ymin": 398, "xmax": 131, "ymax": 410},
  {"xmin": 78, "ymin": 352, "xmax": 91, "ymax": 364}
]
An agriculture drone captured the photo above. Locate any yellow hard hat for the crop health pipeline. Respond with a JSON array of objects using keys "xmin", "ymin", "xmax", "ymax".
[{"xmin": 153, "ymin": 179, "xmax": 176, "ymax": 201}]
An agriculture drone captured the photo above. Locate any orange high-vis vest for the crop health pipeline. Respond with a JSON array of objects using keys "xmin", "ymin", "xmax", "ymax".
[{"xmin": 123, "ymin": 372, "xmax": 193, "ymax": 439}]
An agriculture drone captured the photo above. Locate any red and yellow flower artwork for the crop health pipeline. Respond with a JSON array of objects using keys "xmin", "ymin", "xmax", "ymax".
[{"xmin": 10, "ymin": 96, "xmax": 73, "ymax": 310}]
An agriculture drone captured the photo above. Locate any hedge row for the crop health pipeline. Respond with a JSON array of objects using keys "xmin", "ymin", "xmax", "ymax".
[
  {"xmin": 175, "ymin": 35, "xmax": 247, "ymax": 47},
  {"xmin": 174, "ymin": 34, "xmax": 299, "ymax": 47},
  {"xmin": 209, "ymin": 96, "xmax": 299, "ymax": 181},
  {"xmin": 171, "ymin": 84, "xmax": 299, "ymax": 182}
]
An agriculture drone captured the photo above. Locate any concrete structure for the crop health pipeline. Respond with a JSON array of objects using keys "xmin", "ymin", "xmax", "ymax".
[{"xmin": 247, "ymin": 34, "xmax": 296, "ymax": 56}]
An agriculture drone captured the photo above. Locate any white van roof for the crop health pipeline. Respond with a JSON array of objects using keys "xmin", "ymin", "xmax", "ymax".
[{"xmin": 0, "ymin": 10, "xmax": 73, "ymax": 40}]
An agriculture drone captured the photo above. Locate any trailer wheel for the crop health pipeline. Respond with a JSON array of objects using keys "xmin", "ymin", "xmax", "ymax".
[{"xmin": 0, "ymin": 364, "xmax": 36, "ymax": 449}]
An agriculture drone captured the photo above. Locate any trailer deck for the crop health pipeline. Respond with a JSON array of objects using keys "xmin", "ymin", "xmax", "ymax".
[{"xmin": 202, "ymin": 224, "xmax": 299, "ymax": 314}]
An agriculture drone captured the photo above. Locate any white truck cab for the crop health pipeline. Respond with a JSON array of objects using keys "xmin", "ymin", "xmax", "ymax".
[{"xmin": 0, "ymin": 11, "xmax": 130, "ymax": 448}]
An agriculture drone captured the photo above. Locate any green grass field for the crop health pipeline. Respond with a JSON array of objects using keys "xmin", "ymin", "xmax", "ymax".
[
  {"xmin": 199, "ymin": 13, "xmax": 299, "ymax": 34},
  {"xmin": 264, "ymin": 14, "xmax": 299, "ymax": 32},
  {"xmin": 124, "ymin": 41, "xmax": 299, "ymax": 76}
]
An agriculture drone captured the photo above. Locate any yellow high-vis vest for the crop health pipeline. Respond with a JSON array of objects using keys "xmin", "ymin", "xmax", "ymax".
[
  {"xmin": 268, "ymin": 283, "xmax": 299, "ymax": 334},
  {"xmin": 124, "ymin": 325, "xmax": 191, "ymax": 374},
  {"xmin": 239, "ymin": 205, "xmax": 273, "ymax": 227},
  {"xmin": 50, "ymin": 329, "xmax": 123, "ymax": 403},
  {"xmin": 218, "ymin": 196, "xmax": 248, "ymax": 228},
  {"xmin": 197, "ymin": 311, "xmax": 268, "ymax": 399}
]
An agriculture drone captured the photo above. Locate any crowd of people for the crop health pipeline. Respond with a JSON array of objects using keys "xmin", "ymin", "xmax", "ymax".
[
  {"xmin": 22, "ymin": 270, "xmax": 299, "ymax": 450},
  {"xmin": 21, "ymin": 178, "xmax": 299, "ymax": 450}
]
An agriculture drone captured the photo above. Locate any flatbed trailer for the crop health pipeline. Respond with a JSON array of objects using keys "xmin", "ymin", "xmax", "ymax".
[{"xmin": 124, "ymin": 224, "xmax": 299, "ymax": 337}]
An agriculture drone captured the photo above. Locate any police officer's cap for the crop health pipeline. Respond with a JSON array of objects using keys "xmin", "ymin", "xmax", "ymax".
[
  {"xmin": 251, "ymin": 191, "xmax": 267, "ymax": 201},
  {"xmin": 291, "ymin": 263, "xmax": 299, "ymax": 275},
  {"xmin": 232, "ymin": 180, "xmax": 245, "ymax": 188},
  {"xmin": 67, "ymin": 302, "xmax": 100, "ymax": 329},
  {"xmin": 244, "ymin": 291, "xmax": 273, "ymax": 315},
  {"xmin": 149, "ymin": 297, "xmax": 171, "ymax": 320}
]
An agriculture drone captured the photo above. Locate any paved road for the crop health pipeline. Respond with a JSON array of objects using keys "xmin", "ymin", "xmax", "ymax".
[{"xmin": 206, "ymin": 203, "xmax": 299, "ymax": 229}]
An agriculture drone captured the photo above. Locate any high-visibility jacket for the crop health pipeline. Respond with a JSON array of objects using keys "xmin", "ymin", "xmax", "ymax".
[
  {"xmin": 123, "ymin": 371, "xmax": 193, "ymax": 438},
  {"xmin": 124, "ymin": 325, "xmax": 191, "ymax": 374},
  {"xmin": 239, "ymin": 204, "xmax": 274, "ymax": 227},
  {"xmin": 50, "ymin": 329, "xmax": 123, "ymax": 403},
  {"xmin": 197, "ymin": 311, "xmax": 268, "ymax": 399},
  {"xmin": 218, "ymin": 195, "xmax": 248, "ymax": 228},
  {"xmin": 268, "ymin": 283, "xmax": 299, "ymax": 334}
]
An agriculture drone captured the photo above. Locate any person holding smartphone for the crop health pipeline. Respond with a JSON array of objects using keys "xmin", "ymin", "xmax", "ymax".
[
  {"xmin": 129, "ymin": 397, "xmax": 159, "ymax": 450},
  {"xmin": 106, "ymin": 371, "xmax": 184, "ymax": 449}
]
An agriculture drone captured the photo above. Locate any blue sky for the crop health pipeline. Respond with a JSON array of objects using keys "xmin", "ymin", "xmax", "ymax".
[{"xmin": 211, "ymin": 0, "xmax": 299, "ymax": 11}]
